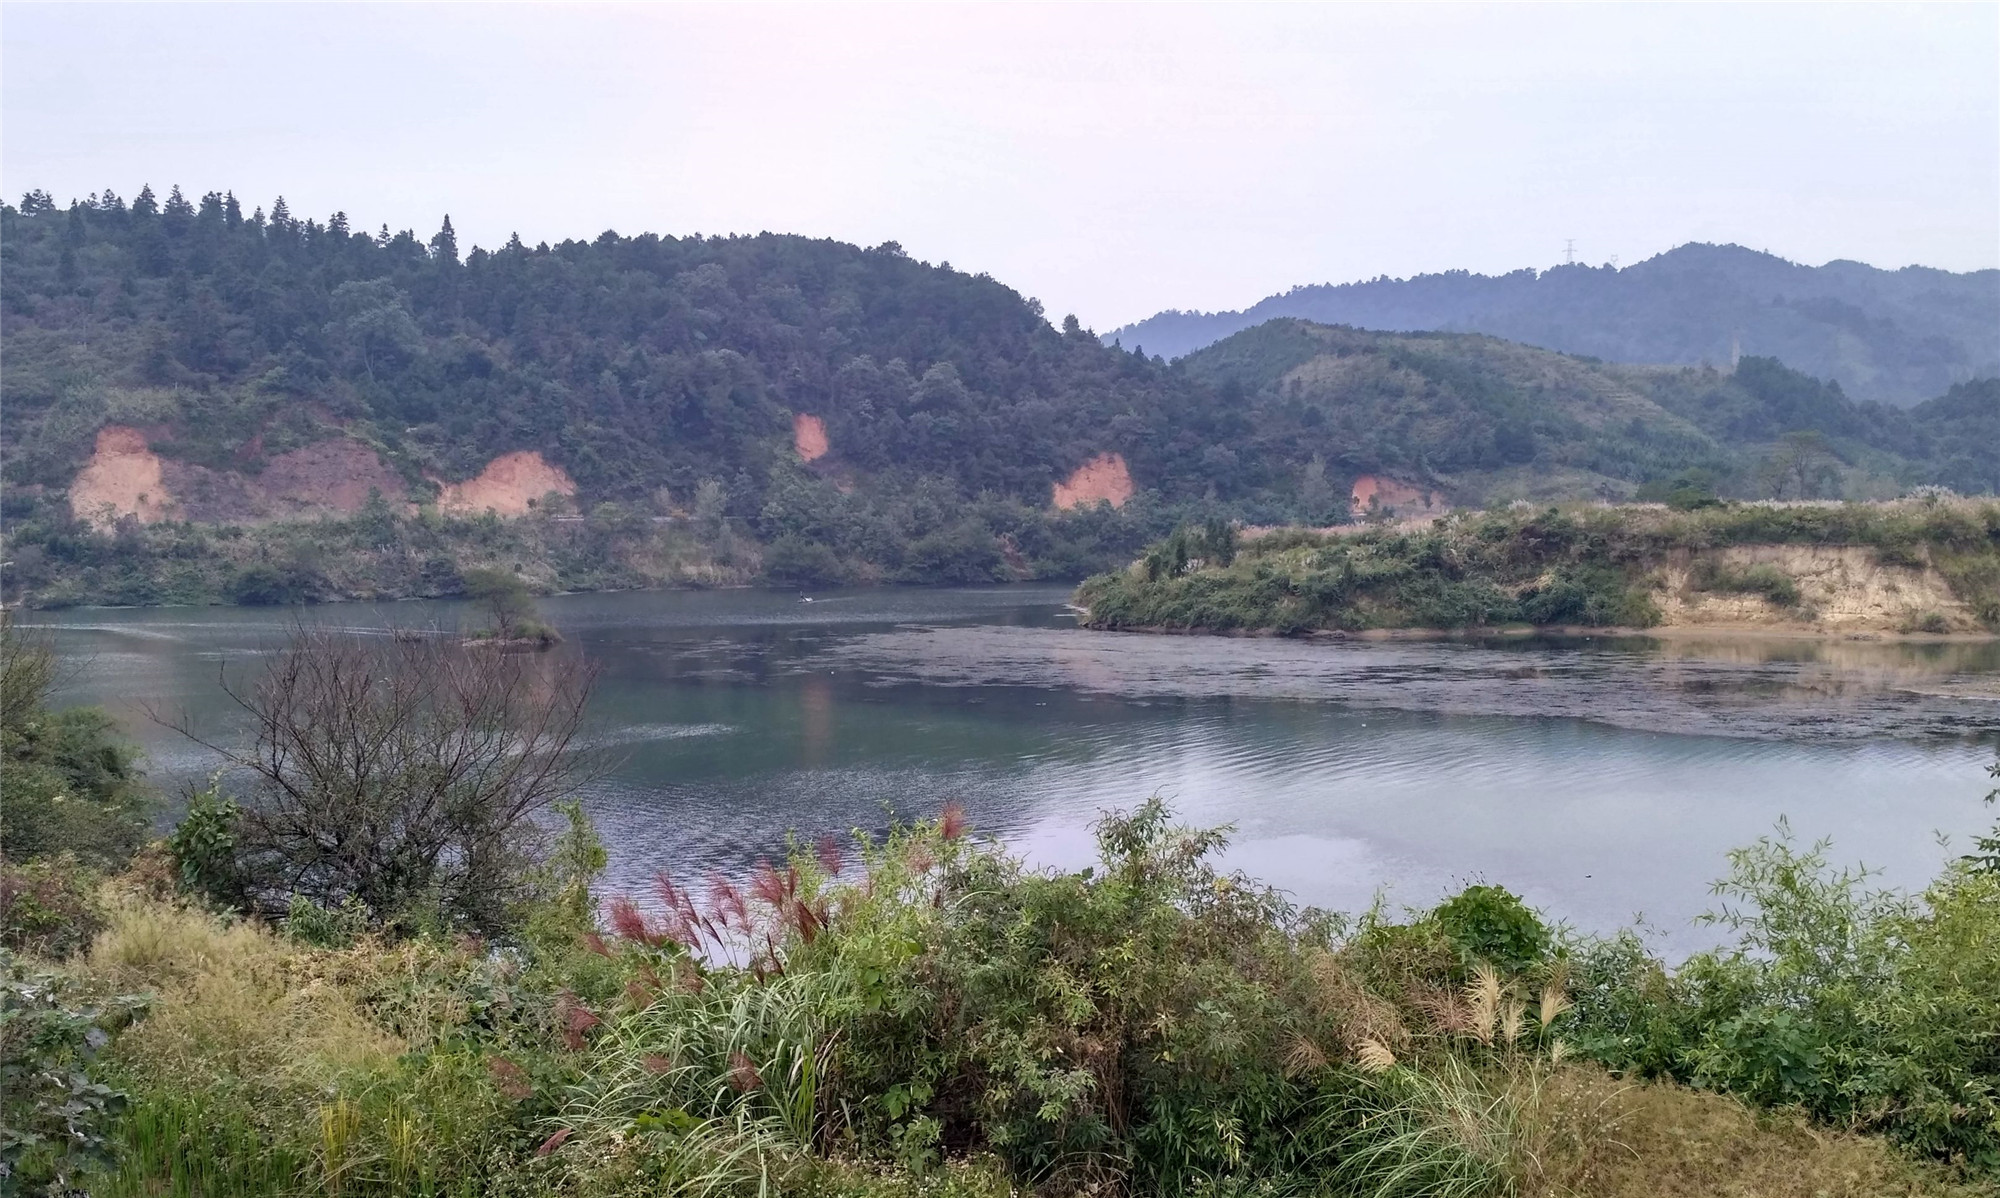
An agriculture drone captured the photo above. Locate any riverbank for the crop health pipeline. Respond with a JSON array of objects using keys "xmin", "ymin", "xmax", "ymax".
[
  {"xmin": 10, "ymin": 595, "xmax": 2000, "ymax": 1196},
  {"xmin": 0, "ymin": 487, "xmax": 1172, "ymax": 608},
  {"xmin": 1075, "ymin": 498, "xmax": 2000, "ymax": 639}
]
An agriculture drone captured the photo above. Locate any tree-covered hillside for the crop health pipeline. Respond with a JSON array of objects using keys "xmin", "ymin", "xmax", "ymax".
[
  {"xmin": 0, "ymin": 189, "xmax": 1993, "ymax": 607},
  {"xmin": 1177, "ymin": 319, "xmax": 1999, "ymax": 506},
  {"xmin": 1, "ymin": 186, "xmax": 1231, "ymax": 510},
  {"xmin": 1111, "ymin": 244, "xmax": 2000, "ymax": 406}
]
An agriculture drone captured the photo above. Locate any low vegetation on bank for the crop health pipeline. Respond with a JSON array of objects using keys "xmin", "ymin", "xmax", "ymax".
[
  {"xmin": 5, "ymin": 615, "xmax": 1999, "ymax": 1197},
  {"xmin": 1077, "ymin": 495, "xmax": 2000, "ymax": 636},
  {"xmin": 0, "ymin": 479, "xmax": 1185, "ymax": 608}
]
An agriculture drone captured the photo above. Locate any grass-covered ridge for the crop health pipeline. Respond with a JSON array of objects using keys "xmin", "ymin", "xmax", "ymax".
[{"xmin": 1076, "ymin": 497, "xmax": 2000, "ymax": 636}]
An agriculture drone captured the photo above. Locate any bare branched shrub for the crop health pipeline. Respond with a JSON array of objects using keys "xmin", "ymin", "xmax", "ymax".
[
  {"xmin": 170, "ymin": 625, "xmax": 598, "ymax": 933},
  {"xmin": 0, "ymin": 610, "xmax": 59, "ymax": 732}
]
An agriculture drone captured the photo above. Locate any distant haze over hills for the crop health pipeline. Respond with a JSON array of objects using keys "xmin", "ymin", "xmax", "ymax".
[{"xmin": 1108, "ymin": 244, "xmax": 2000, "ymax": 407}]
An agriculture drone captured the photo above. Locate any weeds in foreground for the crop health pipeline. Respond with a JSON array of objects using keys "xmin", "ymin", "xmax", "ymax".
[{"xmin": 3, "ymin": 791, "xmax": 1994, "ymax": 1196}]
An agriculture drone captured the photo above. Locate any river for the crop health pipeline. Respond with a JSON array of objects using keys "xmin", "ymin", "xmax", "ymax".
[{"xmin": 29, "ymin": 585, "xmax": 2000, "ymax": 954}]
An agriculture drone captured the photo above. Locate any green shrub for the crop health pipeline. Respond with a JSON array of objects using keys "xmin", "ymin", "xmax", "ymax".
[
  {"xmin": 1566, "ymin": 822, "xmax": 2000, "ymax": 1170},
  {"xmin": 1901, "ymin": 610, "xmax": 1952, "ymax": 635},
  {"xmin": 763, "ymin": 534, "xmax": 850, "ymax": 588},
  {"xmin": 281, "ymin": 895, "xmax": 372, "ymax": 949},
  {"xmin": 1, "ymin": 952, "xmax": 146, "ymax": 1193},
  {"xmin": 164, "ymin": 785, "xmax": 251, "ymax": 911},
  {"xmin": 2, "ymin": 613, "xmax": 152, "ymax": 869},
  {"xmin": 1431, "ymin": 885, "xmax": 1552, "ymax": 977},
  {"xmin": 229, "ymin": 563, "xmax": 307, "ymax": 605}
]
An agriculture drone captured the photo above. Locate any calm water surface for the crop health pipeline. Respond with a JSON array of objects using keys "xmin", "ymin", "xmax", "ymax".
[{"xmin": 32, "ymin": 586, "xmax": 2000, "ymax": 953}]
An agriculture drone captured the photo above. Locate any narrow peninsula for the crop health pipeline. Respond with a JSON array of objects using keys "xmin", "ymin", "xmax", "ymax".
[{"xmin": 1075, "ymin": 498, "xmax": 2000, "ymax": 638}]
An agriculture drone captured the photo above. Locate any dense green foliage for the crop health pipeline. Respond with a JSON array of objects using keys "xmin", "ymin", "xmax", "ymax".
[
  {"xmin": 1566, "ymin": 828, "xmax": 2000, "ymax": 1170},
  {"xmin": 4, "ymin": 191, "xmax": 1993, "ymax": 609},
  {"xmin": 1111, "ymin": 243, "xmax": 2000, "ymax": 406},
  {"xmin": 1, "ymin": 951, "xmax": 146, "ymax": 1192},
  {"xmin": 0, "ymin": 187, "xmax": 1239, "ymax": 603},
  {"xmin": 1079, "ymin": 498, "xmax": 2000, "ymax": 634},
  {"xmin": 0, "ymin": 614, "xmax": 149, "ymax": 868}
]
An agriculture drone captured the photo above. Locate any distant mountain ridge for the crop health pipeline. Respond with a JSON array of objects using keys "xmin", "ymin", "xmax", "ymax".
[{"xmin": 1108, "ymin": 244, "xmax": 2000, "ymax": 406}]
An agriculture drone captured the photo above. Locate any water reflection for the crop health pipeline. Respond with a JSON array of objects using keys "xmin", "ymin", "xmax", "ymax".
[{"xmin": 28, "ymin": 586, "xmax": 2000, "ymax": 954}]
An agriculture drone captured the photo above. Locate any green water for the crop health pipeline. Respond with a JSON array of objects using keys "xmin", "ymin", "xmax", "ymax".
[{"xmin": 30, "ymin": 585, "xmax": 2000, "ymax": 951}]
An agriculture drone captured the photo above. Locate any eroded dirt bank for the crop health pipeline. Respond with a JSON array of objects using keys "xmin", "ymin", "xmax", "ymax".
[
  {"xmin": 1052, "ymin": 453, "xmax": 1134, "ymax": 510},
  {"xmin": 435, "ymin": 452, "xmax": 577, "ymax": 516}
]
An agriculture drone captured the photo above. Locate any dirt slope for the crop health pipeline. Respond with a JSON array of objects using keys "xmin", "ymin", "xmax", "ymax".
[
  {"xmin": 1655, "ymin": 545, "xmax": 1980, "ymax": 634},
  {"xmin": 68, "ymin": 427, "xmax": 177, "ymax": 528},
  {"xmin": 1053, "ymin": 453, "xmax": 1134, "ymax": 510},
  {"xmin": 793, "ymin": 414, "xmax": 830, "ymax": 462},
  {"xmin": 435, "ymin": 452, "xmax": 577, "ymax": 516}
]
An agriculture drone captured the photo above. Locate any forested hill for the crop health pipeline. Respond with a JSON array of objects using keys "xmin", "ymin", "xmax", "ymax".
[
  {"xmin": 1, "ymin": 187, "xmax": 1222, "ymax": 512},
  {"xmin": 1109, "ymin": 244, "xmax": 2000, "ymax": 406},
  {"xmin": 0, "ymin": 188, "xmax": 1994, "ymax": 606}
]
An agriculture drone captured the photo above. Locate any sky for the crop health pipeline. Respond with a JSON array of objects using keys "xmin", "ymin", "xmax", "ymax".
[{"xmin": 4, "ymin": 3, "xmax": 1996, "ymax": 331}]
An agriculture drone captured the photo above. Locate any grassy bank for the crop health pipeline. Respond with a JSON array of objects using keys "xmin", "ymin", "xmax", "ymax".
[{"xmin": 1076, "ymin": 497, "xmax": 2000, "ymax": 637}]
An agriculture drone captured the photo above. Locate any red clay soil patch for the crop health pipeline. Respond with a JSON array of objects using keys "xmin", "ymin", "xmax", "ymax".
[
  {"xmin": 1350, "ymin": 474, "xmax": 1444, "ymax": 518},
  {"xmin": 793, "ymin": 413, "xmax": 830, "ymax": 463},
  {"xmin": 1052, "ymin": 453, "xmax": 1134, "ymax": 510},
  {"xmin": 69, "ymin": 426, "xmax": 177, "ymax": 528},
  {"xmin": 436, "ymin": 451, "xmax": 577, "ymax": 517},
  {"xmin": 259, "ymin": 440, "xmax": 409, "ymax": 516},
  {"xmin": 155, "ymin": 438, "xmax": 410, "ymax": 524}
]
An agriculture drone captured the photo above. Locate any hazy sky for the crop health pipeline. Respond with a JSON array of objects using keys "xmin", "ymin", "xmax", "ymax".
[{"xmin": 5, "ymin": 3, "xmax": 1996, "ymax": 330}]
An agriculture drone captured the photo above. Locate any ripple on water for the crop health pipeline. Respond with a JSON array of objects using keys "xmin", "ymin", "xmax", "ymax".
[{"xmin": 810, "ymin": 625, "xmax": 2000, "ymax": 744}]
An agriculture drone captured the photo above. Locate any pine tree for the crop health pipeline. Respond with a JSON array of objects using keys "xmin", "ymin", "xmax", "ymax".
[
  {"xmin": 163, "ymin": 184, "xmax": 194, "ymax": 235},
  {"xmin": 224, "ymin": 192, "xmax": 243, "ymax": 226},
  {"xmin": 132, "ymin": 184, "xmax": 159, "ymax": 217},
  {"xmin": 430, "ymin": 215, "xmax": 459, "ymax": 265},
  {"xmin": 329, "ymin": 210, "xmax": 350, "ymax": 239}
]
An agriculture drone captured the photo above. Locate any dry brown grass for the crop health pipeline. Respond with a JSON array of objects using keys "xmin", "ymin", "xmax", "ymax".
[
  {"xmin": 1523, "ymin": 1065, "xmax": 1989, "ymax": 1198},
  {"xmin": 86, "ymin": 895, "xmax": 402, "ymax": 1115}
]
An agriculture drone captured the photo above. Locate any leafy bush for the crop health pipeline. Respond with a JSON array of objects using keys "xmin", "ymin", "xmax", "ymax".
[
  {"xmin": 1431, "ymin": 885, "xmax": 1552, "ymax": 977},
  {"xmin": 1, "ymin": 613, "xmax": 151, "ymax": 869},
  {"xmin": 0, "ymin": 952, "xmax": 145, "ymax": 1193},
  {"xmin": 162, "ymin": 784, "xmax": 250, "ymax": 911},
  {"xmin": 1566, "ymin": 825, "xmax": 2000, "ymax": 1170}
]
